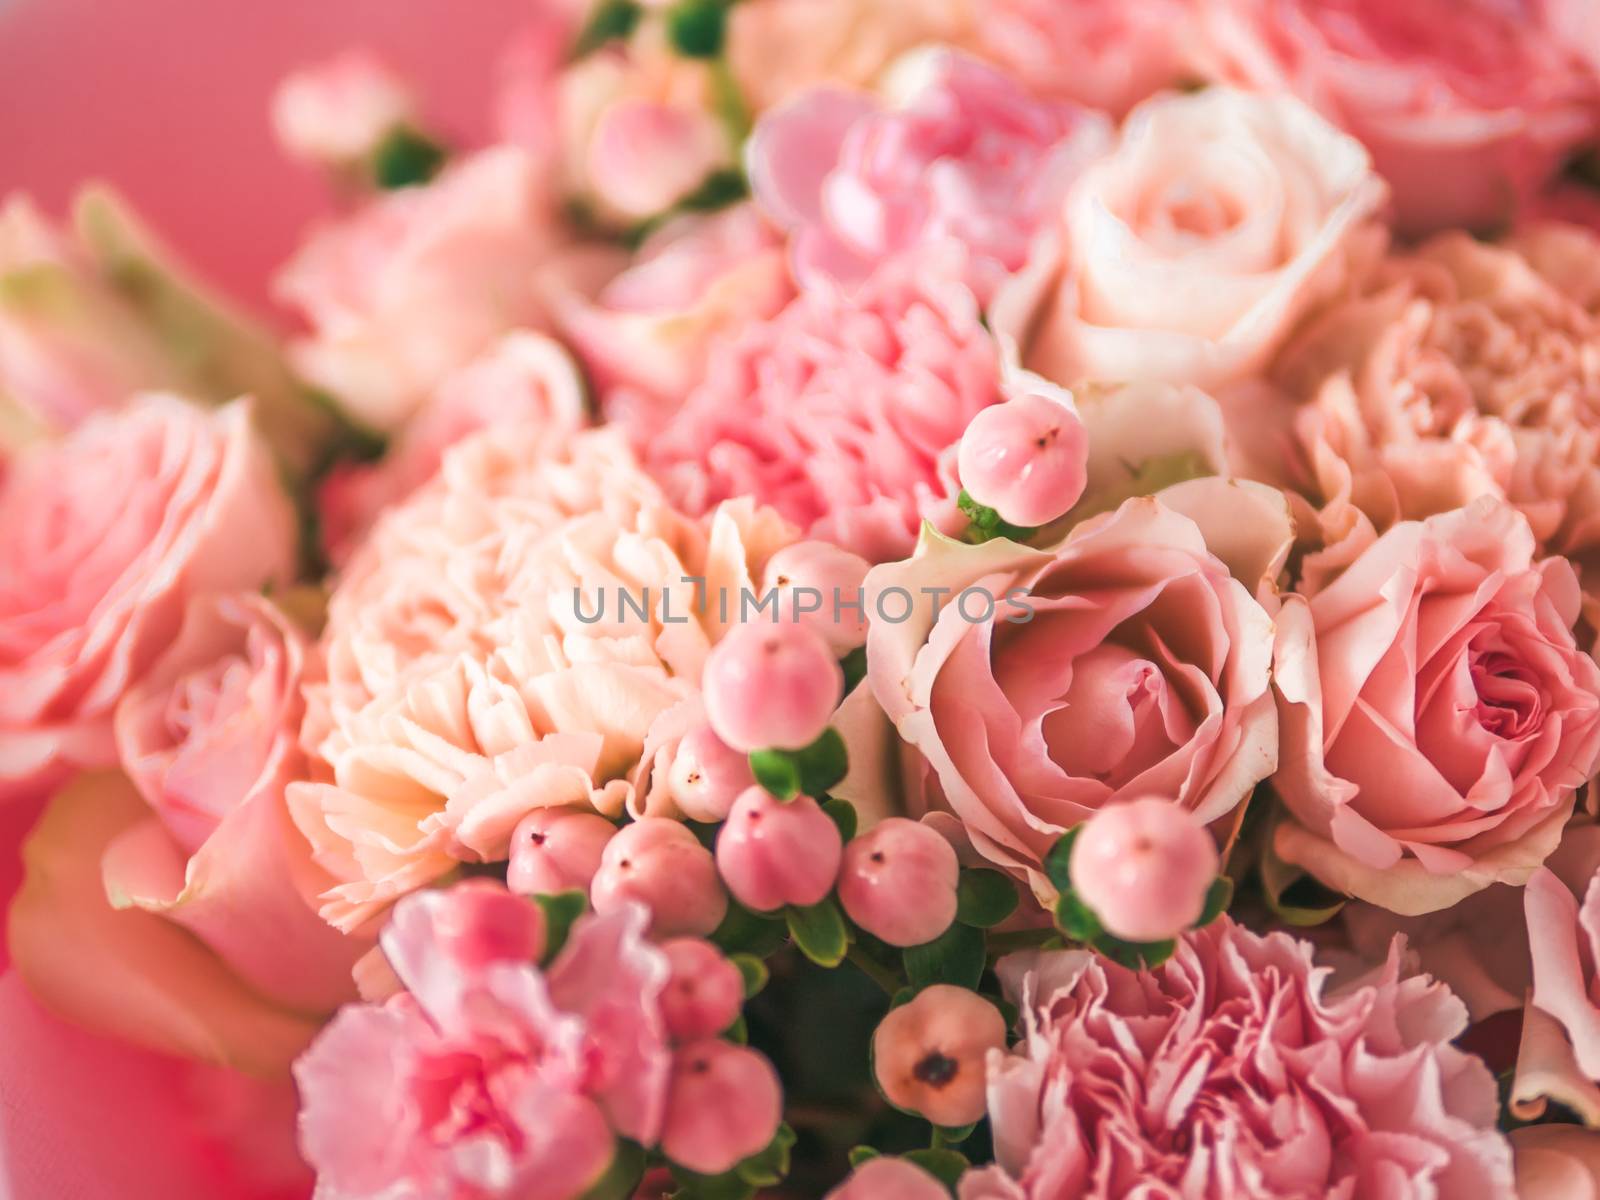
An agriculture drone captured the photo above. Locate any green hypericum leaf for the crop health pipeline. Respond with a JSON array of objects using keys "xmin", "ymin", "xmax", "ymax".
[
  {"xmin": 749, "ymin": 728, "xmax": 848, "ymax": 801},
  {"xmin": 370, "ymin": 125, "xmax": 446, "ymax": 189},
  {"xmin": 668, "ymin": 1166, "xmax": 755, "ymax": 1200},
  {"xmin": 571, "ymin": 0, "xmax": 641, "ymax": 57},
  {"xmin": 579, "ymin": 1139, "xmax": 646, "ymax": 1200},
  {"xmin": 787, "ymin": 898, "xmax": 849, "ymax": 968},
  {"xmin": 1052, "ymin": 890, "xmax": 1101, "ymax": 943},
  {"xmin": 667, "ymin": 0, "xmax": 727, "ymax": 57},
  {"xmin": 903, "ymin": 1148, "xmax": 970, "ymax": 1191},
  {"xmin": 1260, "ymin": 835, "xmax": 1346, "ymax": 927},
  {"xmin": 957, "ymin": 489, "xmax": 1035, "ymax": 545},
  {"xmin": 1195, "ymin": 875, "xmax": 1234, "ymax": 928},
  {"xmin": 839, "ymin": 645, "xmax": 868, "ymax": 695},
  {"xmin": 822, "ymin": 797, "xmax": 858, "ymax": 842},
  {"xmin": 903, "ymin": 922, "xmax": 985, "ymax": 991},
  {"xmin": 533, "ymin": 891, "xmax": 588, "ymax": 965},
  {"xmin": 847, "ymin": 1145, "xmax": 882, "ymax": 1169},
  {"xmin": 712, "ymin": 901, "xmax": 789, "ymax": 958},
  {"xmin": 748, "ymin": 748, "xmax": 802, "ymax": 799},
  {"xmin": 1042, "ymin": 828, "xmax": 1080, "ymax": 895},
  {"xmin": 1095, "ymin": 934, "xmax": 1176, "ymax": 971},
  {"xmin": 955, "ymin": 869, "xmax": 1019, "ymax": 929},
  {"xmin": 731, "ymin": 953, "xmax": 769, "ymax": 998},
  {"xmin": 735, "ymin": 1123, "xmax": 797, "ymax": 1187},
  {"xmin": 935, "ymin": 1122, "xmax": 977, "ymax": 1144}
]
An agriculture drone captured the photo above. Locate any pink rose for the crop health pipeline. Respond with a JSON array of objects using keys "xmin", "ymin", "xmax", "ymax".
[
  {"xmin": 270, "ymin": 50, "xmax": 414, "ymax": 168},
  {"xmin": 293, "ymin": 427, "xmax": 799, "ymax": 931},
  {"xmin": 1251, "ymin": 223, "xmax": 1600, "ymax": 631},
  {"xmin": 747, "ymin": 51, "xmax": 1110, "ymax": 303},
  {"xmin": 1272, "ymin": 498, "xmax": 1600, "ymax": 914},
  {"xmin": 318, "ymin": 331, "xmax": 589, "ymax": 564},
  {"xmin": 1195, "ymin": 0, "xmax": 1600, "ymax": 235},
  {"xmin": 865, "ymin": 478, "xmax": 1291, "ymax": 901},
  {"xmin": 275, "ymin": 146, "xmax": 603, "ymax": 431},
  {"xmin": 962, "ymin": 921, "xmax": 1514, "ymax": 1198},
  {"xmin": 994, "ymin": 87, "xmax": 1386, "ymax": 393},
  {"xmin": 295, "ymin": 890, "xmax": 673, "ymax": 1200},
  {"xmin": 0, "ymin": 395, "xmax": 297, "ymax": 803},
  {"xmin": 642, "ymin": 250, "xmax": 1004, "ymax": 563},
  {"xmin": 556, "ymin": 204, "xmax": 792, "ymax": 436}
]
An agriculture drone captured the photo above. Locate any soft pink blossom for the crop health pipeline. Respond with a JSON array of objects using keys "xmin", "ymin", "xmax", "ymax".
[
  {"xmin": 995, "ymin": 87, "xmax": 1387, "ymax": 394},
  {"xmin": 295, "ymin": 890, "xmax": 673, "ymax": 1200},
  {"xmin": 1067, "ymin": 798, "xmax": 1219, "ymax": 943},
  {"xmin": 748, "ymin": 51, "xmax": 1110, "ymax": 303},
  {"xmin": 659, "ymin": 1039, "xmax": 784, "ymax": 1175},
  {"xmin": 507, "ymin": 807, "xmax": 616, "ymax": 898},
  {"xmin": 589, "ymin": 818, "xmax": 728, "ymax": 939},
  {"xmin": 873, "ymin": 984, "xmax": 1006, "ymax": 1128},
  {"xmin": 702, "ymin": 620, "xmax": 843, "ymax": 753},
  {"xmin": 658, "ymin": 938, "xmax": 744, "ymax": 1043},
  {"xmin": 866, "ymin": 480, "xmax": 1290, "ymax": 902},
  {"xmin": 963, "ymin": 921, "xmax": 1513, "ymax": 1199},
  {"xmin": 644, "ymin": 250, "xmax": 1005, "ymax": 562},
  {"xmin": 957, "ymin": 391, "xmax": 1088, "ymax": 528},
  {"xmin": 0, "ymin": 395, "xmax": 296, "ymax": 803},
  {"xmin": 715, "ymin": 789, "xmax": 843, "ymax": 913},
  {"xmin": 837, "ymin": 817, "xmax": 959, "ymax": 948},
  {"xmin": 1272, "ymin": 498, "xmax": 1600, "ymax": 914},
  {"xmin": 1194, "ymin": 0, "xmax": 1600, "ymax": 235},
  {"xmin": 270, "ymin": 50, "xmax": 414, "ymax": 167}
]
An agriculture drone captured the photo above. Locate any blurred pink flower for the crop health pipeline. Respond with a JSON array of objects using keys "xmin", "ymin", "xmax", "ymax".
[
  {"xmin": 643, "ymin": 250, "xmax": 1001, "ymax": 562},
  {"xmin": 748, "ymin": 51, "xmax": 1110, "ymax": 303},
  {"xmin": 296, "ymin": 889, "xmax": 671, "ymax": 1200},
  {"xmin": 270, "ymin": 50, "xmax": 414, "ymax": 168},
  {"xmin": 964, "ymin": 921, "xmax": 1513, "ymax": 1198}
]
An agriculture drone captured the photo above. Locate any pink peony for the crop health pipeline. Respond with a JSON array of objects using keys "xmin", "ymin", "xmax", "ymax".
[
  {"xmin": 292, "ymin": 426, "xmax": 798, "ymax": 931},
  {"xmin": 295, "ymin": 888, "xmax": 673, "ymax": 1200},
  {"xmin": 866, "ymin": 479, "xmax": 1291, "ymax": 902},
  {"xmin": 274, "ymin": 146, "xmax": 600, "ymax": 431},
  {"xmin": 1273, "ymin": 498, "xmax": 1600, "ymax": 914},
  {"xmin": 556, "ymin": 204, "xmax": 793, "ymax": 436},
  {"xmin": 1194, "ymin": 0, "xmax": 1600, "ymax": 235},
  {"xmin": 643, "ymin": 251, "xmax": 1003, "ymax": 563},
  {"xmin": 963, "ymin": 920, "xmax": 1514, "ymax": 1199},
  {"xmin": 317, "ymin": 331, "xmax": 589, "ymax": 564},
  {"xmin": 747, "ymin": 51, "xmax": 1110, "ymax": 304},
  {"xmin": 0, "ymin": 395, "xmax": 297, "ymax": 803},
  {"xmin": 995, "ymin": 87, "xmax": 1386, "ymax": 394}
]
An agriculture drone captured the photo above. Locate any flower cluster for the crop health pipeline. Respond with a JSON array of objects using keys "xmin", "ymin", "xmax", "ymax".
[{"xmin": 4, "ymin": 2, "xmax": 1600, "ymax": 1198}]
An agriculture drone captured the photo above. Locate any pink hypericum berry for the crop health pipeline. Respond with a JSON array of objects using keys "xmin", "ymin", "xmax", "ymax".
[
  {"xmin": 590, "ymin": 818, "xmax": 728, "ymax": 938},
  {"xmin": 957, "ymin": 391, "xmax": 1088, "ymax": 528},
  {"xmin": 702, "ymin": 621, "xmax": 843, "ymax": 753},
  {"xmin": 667, "ymin": 725, "xmax": 756, "ymax": 823},
  {"xmin": 872, "ymin": 984, "xmax": 1005, "ymax": 1128},
  {"xmin": 660, "ymin": 1040, "xmax": 783, "ymax": 1175},
  {"xmin": 761, "ymin": 541, "xmax": 872, "ymax": 654},
  {"xmin": 1068, "ymin": 798, "xmax": 1220, "ymax": 943},
  {"xmin": 825, "ymin": 1157, "xmax": 949, "ymax": 1200},
  {"xmin": 506, "ymin": 808, "xmax": 616, "ymax": 897},
  {"xmin": 837, "ymin": 818, "xmax": 960, "ymax": 947},
  {"xmin": 659, "ymin": 938, "xmax": 746, "ymax": 1042},
  {"xmin": 428, "ymin": 877, "xmax": 546, "ymax": 970},
  {"xmin": 715, "ymin": 787, "xmax": 843, "ymax": 913}
]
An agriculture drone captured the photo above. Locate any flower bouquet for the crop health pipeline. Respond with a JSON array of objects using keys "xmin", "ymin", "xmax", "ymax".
[{"xmin": 4, "ymin": 1, "xmax": 1600, "ymax": 1197}]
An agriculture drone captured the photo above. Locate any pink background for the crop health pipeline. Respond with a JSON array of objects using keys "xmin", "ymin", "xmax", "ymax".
[{"xmin": 0, "ymin": 0, "xmax": 540, "ymax": 313}]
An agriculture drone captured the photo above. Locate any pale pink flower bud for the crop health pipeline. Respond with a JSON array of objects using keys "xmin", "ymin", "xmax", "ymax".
[
  {"xmin": 506, "ymin": 807, "xmax": 616, "ymax": 896},
  {"xmin": 838, "ymin": 818, "xmax": 959, "ymax": 947},
  {"xmin": 872, "ymin": 984, "xmax": 1005, "ymax": 1128},
  {"xmin": 1068, "ymin": 798, "xmax": 1219, "ymax": 943},
  {"xmin": 428, "ymin": 877, "xmax": 546, "ymax": 970},
  {"xmin": 271, "ymin": 50, "xmax": 413, "ymax": 166},
  {"xmin": 716, "ymin": 788, "xmax": 842, "ymax": 913},
  {"xmin": 762, "ymin": 541, "xmax": 872, "ymax": 654},
  {"xmin": 660, "ymin": 1040, "xmax": 783, "ymax": 1175},
  {"xmin": 957, "ymin": 391, "xmax": 1088, "ymax": 528},
  {"xmin": 590, "ymin": 818, "xmax": 728, "ymax": 938},
  {"xmin": 825, "ymin": 1157, "xmax": 949, "ymax": 1200},
  {"xmin": 702, "ymin": 621, "xmax": 843, "ymax": 753},
  {"xmin": 659, "ymin": 938, "xmax": 745, "ymax": 1042},
  {"xmin": 667, "ymin": 725, "xmax": 755, "ymax": 823},
  {"xmin": 587, "ymin": 99, "xmax": 728, "ymax": 219}
]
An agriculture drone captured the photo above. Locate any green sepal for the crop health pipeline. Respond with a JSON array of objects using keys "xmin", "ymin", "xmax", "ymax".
[
  {"xmin": 822, "ymin": 797, "xmax": 858, "ymax": 842},
  {"xmin": 371, "ymin": 125, "xmax": 446, "ymax": 189},
  {"xmin": 731, "ymin": 953, "xmax": 769, "ymax": 998},
  {"xmin": 787, "ymin": 897, "xmax": 849, "ymax": 968},
  {"xmin": 955, "ymin": 869, "xmax": 1018, "ymax": 929}
]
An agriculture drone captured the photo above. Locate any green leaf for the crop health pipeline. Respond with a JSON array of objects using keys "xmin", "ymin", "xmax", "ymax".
[
  {"xmin": 787, "ymin": 898, "xmax": 849, "ymax": 968},
  {"xmin": 723, "ymin": 1013, "xmax": 747, "ymax": 1044},
  {"xmin": 371, "ymin": 125, "xmax": 446, "ymax": 189},
  {"xmin": 1095, "ymin": 934, "xmax": 1176, "ymax": 971},
  {"xmin": 957, "ymin": 489, "xmax": 1035, "ymax": 545},
  {"xmin": 748, "ymin": 749, "xmax": 801, "ymax": 800},
  {"xmin": 1194, "ymin": 875, "xmax": 1234, "ymax": 928},
  {"xmin": 533, "ymin": 890, "xmax": 588, "ymax": 965},
  {"xmin": 839, "ymin": 644, "xmax": 868, "ymax": 695},
  {"xmin": 903, "ymin": 1148, "xmax": 970, "ymax": 1191},
  {"xmin": 579, "ymin": 1139, "xmax": 646, "ymax": 1200},
  {"xmin": 1261, "ymin": 836, "xmax": 1346, "ymax": 927},
  {"xmin": 668, "ymin": 1166, "xmax": 756, "ymax": 1200},
  {"xmin": 730, "ymin": 953, "xmax": 769, "ymax": 998},
  {"xmin": 572, "ymin": 0, "xmax": 641, "ymax": 57},
  {"xmin": 711, "ymin": 901, "xmax": 789, "ymax": 958},
  {"xmin": 847, "ymin": 1145, "xmax": 882, "ymax": 1169},
  {"xmin": 667, "ymin": 0, "xmax": 727, "ymax": 57},
  {"xmin": 955, "ymin": 869, "xmax": 1018, "ymax": 929},
  {"xmin": 1042, "ymin": 828, "xmax": 1080, "ymax": 895},
  {"xmin": 903, "ymin": 922, "xmax": 985, "ymax": 991},
  {"xmin": 749, "ymin": 727, "xmax": 848, "ymax": 801},
  {"xmin": 935, "ymin": 1122, "xmax": 977, "ymax": 1144},
  {"xmin": 1052, "ymin": 890, "xmax": 1100, "ymax": 942},
  {"xmin": 735, "ymin": 1123, "xmax": 796, "ymax": 1187},
  {"xmin": 822, "ymin": 797, "xmax": 858, "ymax": 842}
]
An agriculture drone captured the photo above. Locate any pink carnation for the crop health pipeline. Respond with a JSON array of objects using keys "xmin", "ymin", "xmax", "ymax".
[
  {"xmin": 748, "ymin": 51, "xmax": 1110, "ymax": 303},
  {"xmin": 963, "ymin": 920, "xmax": 1513, "ymax": 1199},
  {"xmin": 643, "ymin": 252, "xmax": 1001, "ymax": 562},
  {"xmin": 295, "ymin": 887, "xmax": 672, "ymax": 1200}
]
